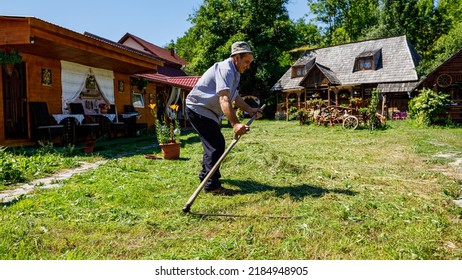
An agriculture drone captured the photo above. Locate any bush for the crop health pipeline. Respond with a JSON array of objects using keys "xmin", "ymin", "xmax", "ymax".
[{"xmin": 408, "ymin": 88, "xmax": 451, "ymax": 126}]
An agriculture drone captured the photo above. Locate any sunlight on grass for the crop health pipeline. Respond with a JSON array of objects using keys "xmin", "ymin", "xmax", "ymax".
[{"xmin": 1, "ymin": 120, "xmax": 461, "ymax": 259}]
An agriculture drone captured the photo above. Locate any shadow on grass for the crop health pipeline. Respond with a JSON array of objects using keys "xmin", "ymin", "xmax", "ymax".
[
  {"xmin": 224, "ymin": 179, "xmax": 358, "ymax": 200},
  {"xmin": 92, "ymin": 129, "xmax": 201, "ymax": 159}
]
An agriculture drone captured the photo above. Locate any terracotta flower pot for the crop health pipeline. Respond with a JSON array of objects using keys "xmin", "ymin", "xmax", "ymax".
[
  {"xmin": 83, "ymin": 140, "xmax": 95, "ymax": 153},
  {"xmin": 83, "ymin": 146, "xmax": 94, "ymax": 153},
  {"xmin": 160, "ymin": 142, "xmax": 180, "ymax": 160}
]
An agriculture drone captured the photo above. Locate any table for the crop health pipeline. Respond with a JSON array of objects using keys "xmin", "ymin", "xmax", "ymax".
[
  {"xmin": 86, "ymin": 113, "xmax": 117, "ymax": 122},
  {"xmin": 121, "ymin": 112, "xmax": 139, "ymax": 119},
  {"xmin": 52, "ymin": 114, "xmax": 84, "ymax": 125},
  {"xmin": 52, "ymin": 114, "xmax": 85, "ymax": 144}
]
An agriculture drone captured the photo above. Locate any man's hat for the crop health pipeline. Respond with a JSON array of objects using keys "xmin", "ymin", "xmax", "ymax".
[{"xmin": 230, "ymin": 41, "xmax": 253, "ymax": 56}]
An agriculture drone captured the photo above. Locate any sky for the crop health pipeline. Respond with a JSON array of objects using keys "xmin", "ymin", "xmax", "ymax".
[{"xmin": 3, "ymin": 0, "xmax": 309, "ymax": 47}]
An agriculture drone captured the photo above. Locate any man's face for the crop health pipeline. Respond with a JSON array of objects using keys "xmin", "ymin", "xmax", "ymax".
[{"xmin": 234, "ymin": 53, "xmax": 253, "ymax": 73}]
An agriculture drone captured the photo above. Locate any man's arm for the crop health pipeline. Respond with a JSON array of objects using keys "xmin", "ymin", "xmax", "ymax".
[{"xmin": 218, "ymin": 90, "xmax": 248, "ymax": 136}]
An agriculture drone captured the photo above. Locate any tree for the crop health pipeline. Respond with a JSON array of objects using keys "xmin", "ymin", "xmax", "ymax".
[
  {"xmin": 175, "ymin": 0, "xmax": 301, "ymax": 96},
  {"xmin": 293, "ymin": 18, "xmax": 322, "ymax": 50},
  {"xmin": 416, "ymin": 0, "xmax": 462, "ymax": 75},
  {"xmin": 306, "ymin": 0, "xmax": 380, "ymax": 45}
]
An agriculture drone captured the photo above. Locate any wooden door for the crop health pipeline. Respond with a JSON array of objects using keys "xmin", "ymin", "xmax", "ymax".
[{"xmin": 2, "ymin": 63, "xmax": 28, "ymax": 139}]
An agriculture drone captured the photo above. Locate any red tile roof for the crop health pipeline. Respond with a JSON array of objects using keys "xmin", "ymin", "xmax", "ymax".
[
  {"xmin": 139, "ymin": 74, "xmax": 200, "ymax": 90},
  {"xmin": 168, "ymin": 76, "xmax": 201, "ymax": 89},
  {"xmin": 119, "ymin": 33, "xmax": 188, "ymax": 66}
]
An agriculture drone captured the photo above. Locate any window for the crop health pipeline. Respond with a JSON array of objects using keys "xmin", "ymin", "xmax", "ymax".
[
  {"xmin": 293, "ymin": 66, "xmax": 305, "ymax": 77},
  {"xmin": 358, "ymin": 58, "xmax": 373, "ymax": 70},
  {"xmin": 353, "ymin": 48, "xmax": 381, "ymax": 72},
  {"xmin": 132, "ymin": 92, "xmax": 145, "ymax": 108}
]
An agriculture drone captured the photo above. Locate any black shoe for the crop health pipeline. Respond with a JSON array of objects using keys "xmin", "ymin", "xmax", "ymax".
[{"xmin": 204, "ymin": 186, "xmax": 234, "ymax": 196}]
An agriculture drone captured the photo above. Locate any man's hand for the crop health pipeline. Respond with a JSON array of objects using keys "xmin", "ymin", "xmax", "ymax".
[
  {"xmin": 249, "ymin": 107, "xmax": 263, "ymax": 119},
  {"xmin": 233, "ymin": 123, "xmax": 248, "ymax": 136}
]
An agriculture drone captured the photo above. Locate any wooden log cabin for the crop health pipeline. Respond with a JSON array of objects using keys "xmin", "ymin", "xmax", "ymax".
[
  {"xmin": 412, "ymin": 48, "xmax": 462, "ymax": 124},
  {"xmin": 0, "ymin": 16, "xmax": 164, "ymax": 147},
  {"xmin": 271, "ymin": 36, "xmax": 420, "ymax": 120}
]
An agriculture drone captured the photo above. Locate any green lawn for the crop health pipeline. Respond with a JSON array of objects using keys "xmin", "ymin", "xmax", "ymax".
[{"xmin": 1, "ymin": 120, "xmax": 461, "ymax": 259}]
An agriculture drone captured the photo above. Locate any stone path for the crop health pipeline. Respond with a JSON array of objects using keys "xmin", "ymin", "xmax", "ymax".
[
  {"xmin": 0, "ymin": 160, "xmax": 107, "ymax": 204},
  {"xmin": 431, "ymin": 152, "xmax": 462, "ymax": 207},
  {"xmin": 0, "ymin": 141, "xmax": 158, "ymax": 204}
]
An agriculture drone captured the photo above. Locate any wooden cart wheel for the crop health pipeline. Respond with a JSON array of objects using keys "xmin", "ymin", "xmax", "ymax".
[
  {"xmin": 437, "ymin": 74, "xmax": 452, "ymax": 88},
  {"xmin": 343, "ymin": 115, "xmax": 359, "ymax": 130}
]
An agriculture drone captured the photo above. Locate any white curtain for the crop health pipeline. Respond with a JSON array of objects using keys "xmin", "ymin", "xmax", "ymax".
[{"xmin": 61, "ymin": 61, "xmax": 114, "ymax": 112}]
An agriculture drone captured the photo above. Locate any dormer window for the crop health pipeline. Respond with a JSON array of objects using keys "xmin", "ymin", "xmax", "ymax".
[
  {"xmin": 353, "ymin": 49, "xmax": 382, "ymax": 72},
  {"xmin": 358, "ymin": 57, "xmax": 373, "ymax": 70},
  {"xmin": 292, "ymin": 66, "xmax": 305, "ymax": 77}
]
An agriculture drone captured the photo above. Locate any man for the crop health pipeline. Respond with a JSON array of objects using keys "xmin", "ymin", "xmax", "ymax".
[{"xmin": 185, "ymin": 41, "xmax": 261, "ymax": 195}]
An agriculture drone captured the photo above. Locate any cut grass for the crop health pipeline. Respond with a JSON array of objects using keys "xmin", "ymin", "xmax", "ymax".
[{"xmin": 0, "ymin": 120, "xmax": 461, "ymax": 259}]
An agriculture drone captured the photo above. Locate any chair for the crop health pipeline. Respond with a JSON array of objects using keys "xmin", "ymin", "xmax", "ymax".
[
  {"xmin": 69, "ymin": 102, "xmax": 101, "ymax": 142},
  {"xmin": 29, "ymin": 102, "xmax": 64, "ymax": 144},
  {"xmin": 124, "ymin": 105, "xmax": 148, "ymax": 136}
]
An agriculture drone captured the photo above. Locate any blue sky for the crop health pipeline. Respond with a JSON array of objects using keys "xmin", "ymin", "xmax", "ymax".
[{"xmin": 3, "ymin": 0, "xmax": 309, "ymax": 47}]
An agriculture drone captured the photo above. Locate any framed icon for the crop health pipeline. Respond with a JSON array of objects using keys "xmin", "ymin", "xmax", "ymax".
[{"xmin": 41, "ymin": 68, "xmax": 52, "ymax": 86}]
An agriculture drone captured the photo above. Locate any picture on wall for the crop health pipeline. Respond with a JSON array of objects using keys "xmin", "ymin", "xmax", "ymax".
[
  {"xmin": 118, "ymin": 80, "xmax": 125, "ymax": 93},
  {"xmin": 41, "ymin": 68, "xmax": 52, "ymax": 86}
]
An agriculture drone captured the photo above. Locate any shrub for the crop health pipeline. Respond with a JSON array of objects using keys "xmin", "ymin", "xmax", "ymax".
[{"xmin": 408, "ymin": 88, "xmax": 451, "ymax": 126}]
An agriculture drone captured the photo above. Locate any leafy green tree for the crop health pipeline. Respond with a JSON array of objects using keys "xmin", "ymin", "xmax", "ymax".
[
  {"xmin": 415, "ymin": 0, "xmax": 462, "ymax": 75},
  {"xmin": 307, "ymin": 0, "xmax": 379, "ymax": 45},
  {"xmin": 417, "ymin": 21, "xmax": 462, "ymax": 76},
  {"xmin": 293, "ymin": 18, "xmax": 322, "ymax": 49},
  {"xmin": 175, "ymin": 0, "xmax": 299, "ymax": 95},
  {"xmin": 437, "ymin": 0, "xmax": 462, "ymax": 26}
]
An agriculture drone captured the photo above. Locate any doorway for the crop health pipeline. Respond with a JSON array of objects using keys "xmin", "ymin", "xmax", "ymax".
[{"xmin": 2, "ymin": 63, "xmax": 28, "ymax": 139}]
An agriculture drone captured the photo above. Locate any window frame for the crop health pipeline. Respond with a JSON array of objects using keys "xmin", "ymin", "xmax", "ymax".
[
  {"xmin": 132, "ymin": 92, "xmax": 145, "ymax": 108},
  {"xmin": 356, "ymin": 57, "xmax": 373, "ymax": 71},
  {"xmin": 292, "ymin": 66, "xmax": 306, "ymax": 78}
]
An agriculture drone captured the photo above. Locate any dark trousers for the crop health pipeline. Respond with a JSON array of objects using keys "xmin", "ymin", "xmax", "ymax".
[{"xmin": 186, "ymin": 107, "xmax": 225, "ymax": 190}]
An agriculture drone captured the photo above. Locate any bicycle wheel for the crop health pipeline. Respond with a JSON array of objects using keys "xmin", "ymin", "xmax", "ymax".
[{"xmin": 342, "ymin": 115, "xmax": 359, "ymax": 130}]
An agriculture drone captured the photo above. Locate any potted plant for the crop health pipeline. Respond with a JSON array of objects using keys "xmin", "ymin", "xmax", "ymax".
[
  {"xmin": 131, "ymin": 77, "xmax": 148, "ymax": 91},
  {"xmin": 0, "ymin": 47, "xmax": 22, "ymax": 76},
  {"xmin": 149, "ymin": 103, "xmax": 181, "ymax": 160},
  {"xmin": 350, "ymin": 97, "xmax": 363, "ymax": 107}
]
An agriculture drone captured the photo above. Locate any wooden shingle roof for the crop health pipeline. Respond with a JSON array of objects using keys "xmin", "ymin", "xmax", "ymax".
[{"xmin": 272, "ymin": 35, "xmax": 420, "ymax": 91}]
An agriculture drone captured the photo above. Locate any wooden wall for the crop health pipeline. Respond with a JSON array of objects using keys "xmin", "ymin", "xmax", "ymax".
[
  {"xmin": 25, "ymin": 54, "xmax": 63, "ymax": 114},
  {"xmin": 0, "ymin": 54, "xmax": 156, "ymax": 146},
  {"xmin": 116, "ymin": 74, "xmax": 157, "ymax": 127}
]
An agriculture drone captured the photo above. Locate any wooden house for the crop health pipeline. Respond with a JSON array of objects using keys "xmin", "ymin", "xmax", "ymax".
[
  {"xmin": 117, "ymin": 33, "xmax": 200, "ymax": 124},
  {"xmin": 0, "ymin": 16, "xmax": 200, "ymax": 147},
  {"xmin": 271, "ymin": 36, "xmax": 420, "ymax": 120},
  {"xmin": 412, "ymin": 48, "xmax": 462, "ymax": 124},
  {"xmin": 0, "ymin": 16, "xmax": 165, "ymax": 146}
]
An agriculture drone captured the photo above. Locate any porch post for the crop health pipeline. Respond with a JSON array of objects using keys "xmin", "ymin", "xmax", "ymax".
[
  {"xmin": 327, "ymin": 89, "xmax": 331, "ymax": 106},
  {"xmin": 382, "ymin": 93, "xmax": 386, "ymax": 115},
  {"xmin": 297, "ymin": 92, "xmax": 301, "ymax": 109}
]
